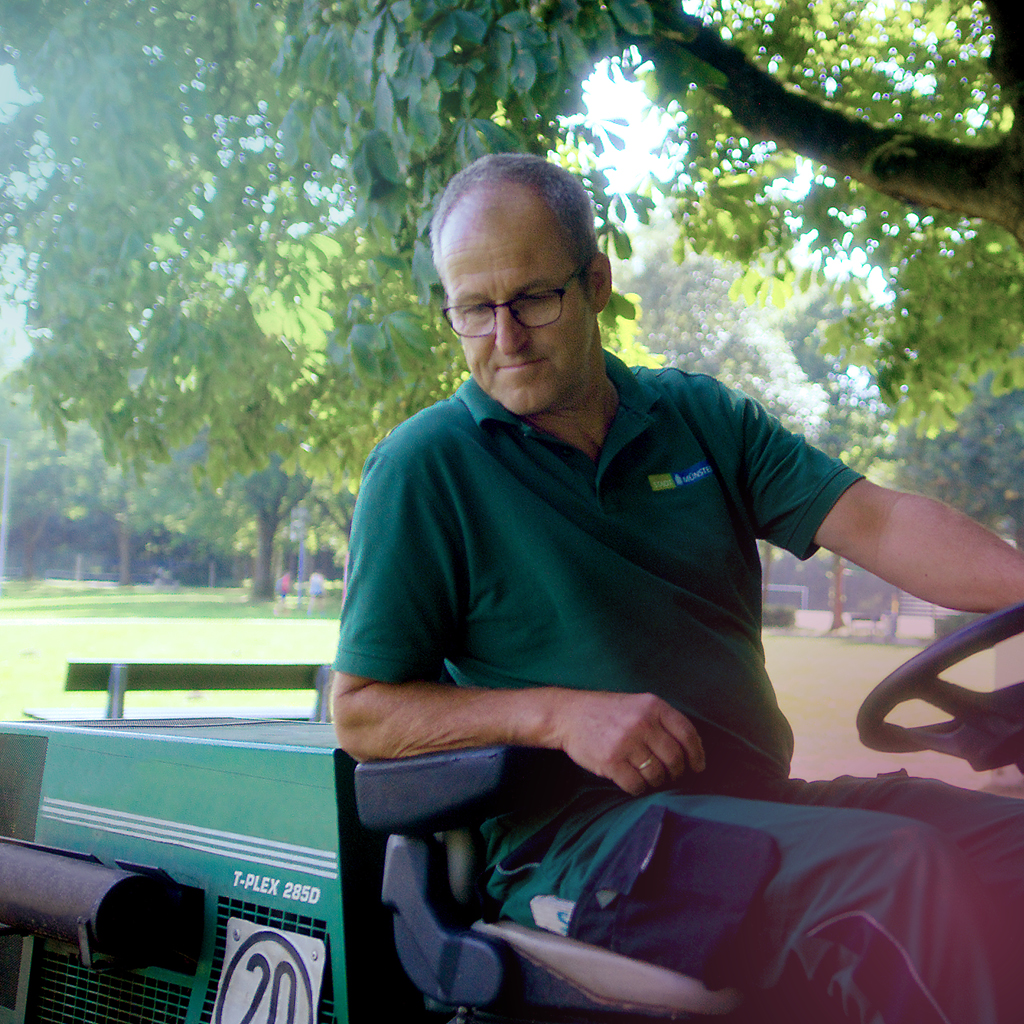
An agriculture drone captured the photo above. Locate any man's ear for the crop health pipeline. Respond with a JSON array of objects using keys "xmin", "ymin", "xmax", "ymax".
[{"xmin": 584, "ymin": 253, "xmax": 614, "ymax": 314}]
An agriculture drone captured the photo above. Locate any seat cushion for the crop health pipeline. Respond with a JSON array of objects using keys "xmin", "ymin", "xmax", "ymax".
[{"xmin": 473, "ymin": 920, "xmax": 743, "ymax": 1017}]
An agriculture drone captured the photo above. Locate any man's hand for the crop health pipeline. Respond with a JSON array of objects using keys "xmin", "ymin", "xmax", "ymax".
[{"xmin": 551, "ymin": 690, "xmax": 705, "ymax": 796}]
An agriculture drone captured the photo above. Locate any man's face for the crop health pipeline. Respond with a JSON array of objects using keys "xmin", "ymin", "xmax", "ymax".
[{"xmin": 435, "ymin": 184, "xmax": 612, "ymax": 422}]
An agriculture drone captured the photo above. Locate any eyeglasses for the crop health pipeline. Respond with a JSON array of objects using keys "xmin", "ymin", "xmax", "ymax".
[{"xmin": 442, "ymin": 265, "xmax": 588, "ymax": 338}]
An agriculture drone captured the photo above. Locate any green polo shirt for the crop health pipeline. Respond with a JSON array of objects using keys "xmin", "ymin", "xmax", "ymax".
[{"xmin": 335, "ymin": 351, "xmax": 860, "ymax": 793}]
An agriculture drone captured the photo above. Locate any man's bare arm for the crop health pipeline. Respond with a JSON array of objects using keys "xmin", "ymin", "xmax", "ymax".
[
  {"xmin": 815, "ymin": 479, "xmax": 1024, "ymax": 612},
  {"xmin": 331, "ymin": 671, "xmax": 704, "ymax": 796}
]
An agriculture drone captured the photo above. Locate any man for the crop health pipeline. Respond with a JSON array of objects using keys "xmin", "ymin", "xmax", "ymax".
[{"xmin": 333, "ymin": 153, "xmax": 1024, "ymax": 1023}]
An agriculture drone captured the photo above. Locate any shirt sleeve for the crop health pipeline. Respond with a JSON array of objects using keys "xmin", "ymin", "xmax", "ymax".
[
  {"xmin": 672, "ymin": 375, "xmax": 863, "ymax": 560},
  {"xmin": 736, "ymin": 388, "xmax": 862, "ymax": 558},
  {"xmin": 333, "ymin": 431, "xmax": 465, "ymax": 682}
]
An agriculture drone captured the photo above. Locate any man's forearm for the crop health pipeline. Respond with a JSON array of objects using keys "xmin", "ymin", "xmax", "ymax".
[
  {"xmin": 331, "ymin": 671, "xmax": 564, "ymax": 762},
  {"xmin": 881, "ymin": 494, "xmax": 1024, "ymax": 611},
  {"xmin": 817, "ymin": 481, "xmax": 1024, "ymax": 613}
]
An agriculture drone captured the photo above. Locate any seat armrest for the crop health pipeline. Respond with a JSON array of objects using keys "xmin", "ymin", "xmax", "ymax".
[{"xmin": 354, "ymin": 745, "xmax": 584, "ymax": 835}]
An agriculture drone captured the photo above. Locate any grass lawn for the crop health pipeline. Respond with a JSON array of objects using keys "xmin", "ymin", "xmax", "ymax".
[
  {"xmin": 0, "ymin": 582, "xmax": 1005, "ymax": 791},
  {"xmin": 765, "ymin": 632, "xmax": 994, "ymax": 791},
  {"xmin": 0, "ymin": 581, "xmax": 343, "ymax": 719}
]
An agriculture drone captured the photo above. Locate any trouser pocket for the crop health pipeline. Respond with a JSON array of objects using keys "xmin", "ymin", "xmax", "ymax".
[{"xmin": 567, "ymin": 804, "xmax": 778, "ymax": 986}]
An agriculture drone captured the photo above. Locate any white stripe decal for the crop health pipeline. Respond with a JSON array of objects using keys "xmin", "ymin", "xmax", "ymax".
[{"xmin": 41, "ymin": 798, "xmax": 339, "ymax": 880}]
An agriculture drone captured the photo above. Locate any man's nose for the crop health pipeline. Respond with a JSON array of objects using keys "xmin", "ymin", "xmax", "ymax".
[{"xmin": 493, "ymin": 305, "xmax": 529, "ymax": 353}]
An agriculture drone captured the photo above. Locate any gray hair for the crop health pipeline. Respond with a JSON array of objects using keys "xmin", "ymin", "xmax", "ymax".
[{"xmin": 429, "ymin": 154, "xmax": 600, "ymax": 271}]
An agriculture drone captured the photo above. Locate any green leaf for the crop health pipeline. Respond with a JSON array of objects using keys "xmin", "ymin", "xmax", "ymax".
[
  {"xmin": 279, "ymin": 101, "xmax": 307, "ymax": 166},
  {"xmin": 385, "ymin": 310, "xmax": 434, "ymax": 355},
  {"xmin": 349, "ymin": 24, "xmax": 377, "ymax": 91},
  {"xmin": 490, "ymin": 30, "xmax": 514, "ymax": 95},
  {"xmin": 380, "ymin": 17, "xmax": 401, "ymax": 77},
  {"xmin": 412, "ymin": 241, "xmax": 439, "ymax": 303},
  {"xmin": 611, "ymin": 226, "xmax": 632, "ymax": 260},
  {"xmin": 233, "ymin": 0, "xmax": 260, "ymax": 47},
  {"xmin": 271, "ymin": 34, "xmax": 299, "ymax": 78},
  {"xmin": 409, "ymin": 42, "xmax": 435, "ymax": 79},
  {"xmin": 454, "ymin": 11, "xmax": 489, "ymax": 45},
  {"xmin": 310, "ymin": 105, "xmax": 341, "ymax": 171},
  {"xmin": 375, "ymin": 75, "xmax": 395, "ymax": 129},
  {"xmin": 429, "ymin": 14, "xmax": 458, "ymax": 56},
  {"xmin": 475, "ymin": 118, "xmax": 519, "ymax": 151},
  {"xmin": 599, "ymin": 290, "xmax": 637, "ymax": 327},
  {"xmin": 510, "ymin": 46, "xmax": 538, "ymax": 94},
  {"xmin": 363, "ymin": 130, "xmax": 402, "ymax": 184},
  {"xmin": 555, "ymin": 23, "xmax": 590, "ymax": 73},
  {"xmin": 347, "ymin": 322, "xmax": 384, "ymax": 378},
  {"xmin": 336, "ymin": 91, "xmax": 352, "ymax": 124},
  {"xmin": 434, "ymin": 59, "xmax": 460, "ymax": 90},
  {"xmin": 608, "ymin": 0, "xmax": 653, "ymax": 36},
  {"xmin": 497, "ymin": 11, "xmax": 534, "ymax": 34},
  {"xmin": 297, "ymin": 33, "xmax": 327, "ymax": 88},
  {"xmin": 409, "ymin": 88, "xmax": 443, "ymax": 149}
]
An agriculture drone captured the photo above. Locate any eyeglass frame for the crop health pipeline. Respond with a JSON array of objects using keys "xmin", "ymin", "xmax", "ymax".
[{"xmin": 441, "ymin": 263, "xmax": 591, "ymax": 338}]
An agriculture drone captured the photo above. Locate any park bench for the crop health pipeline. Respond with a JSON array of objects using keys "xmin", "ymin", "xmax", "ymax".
[{"xmin": 58, "ymin": 660, "xmax": 332, "ymax": 721}]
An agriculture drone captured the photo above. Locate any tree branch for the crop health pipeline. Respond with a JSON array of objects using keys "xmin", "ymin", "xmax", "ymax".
[{"xmin": 641, "ymin": 6, "xmax": 1024, "ymax": 245}]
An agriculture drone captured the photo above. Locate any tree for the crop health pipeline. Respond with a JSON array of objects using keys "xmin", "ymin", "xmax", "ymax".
[
  {"xmin": 0, "ymin": 380, "xmax": 109, "ymax": 579},
  {"xmin": 896, "ymin": 386, "xmax": 1024, "ymax": 549},
  {"xmin": 0, "ymin": 373, "xmax": 321, "ymax": 589},
  {"xmin": 241, "ymin": 455, "xmax": 312, "ymax": 600},
  {"xmin": 783, "ymin": 290, "xmax": 896, "ymax": 628},
  {"xmin": 5, "ymin": 0, "xmax": 1024, "ymax": 477},
  {"xmin": 619, "ymin": 226, "xmax": 896, "ymax": 626},
  {"xmin": 616, "ymin": 224, "xmax": 826, "ymax": 433},
  {"xmin": 0, "ymin": 1, "xmax": 459, "ymax": 483},
  {"xmin": 270, "ymin": 0, "xmax": 1024, "ymax": 428}
]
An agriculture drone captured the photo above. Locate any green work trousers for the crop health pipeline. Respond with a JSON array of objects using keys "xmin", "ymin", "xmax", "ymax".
[{"xmin": 501, "ymin": 772, "xmax": 1024, "ymax": 1024}]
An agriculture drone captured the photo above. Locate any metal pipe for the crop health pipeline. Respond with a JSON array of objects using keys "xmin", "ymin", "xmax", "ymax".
[{"xmin": 0, "ymin": 840, "xmax": 199, "ymax": 969}]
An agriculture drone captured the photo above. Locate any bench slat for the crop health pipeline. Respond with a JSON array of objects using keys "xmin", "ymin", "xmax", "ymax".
[
  {"xmin": 64, "ymin": 661, "xmax": 331, "ymax": 721},
  {"xmin": 66, "ymin": 662, "xmax": 325, "ymax": 691}
]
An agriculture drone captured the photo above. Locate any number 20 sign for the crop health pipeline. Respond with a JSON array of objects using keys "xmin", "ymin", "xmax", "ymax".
[{"xmin": 214, "ymin": 918, "xmax": 327, "ymax": 1024}]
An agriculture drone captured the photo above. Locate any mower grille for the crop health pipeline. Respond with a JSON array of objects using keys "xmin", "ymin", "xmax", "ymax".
[{"xmin": 27, "ymin": 948, "xmax": 190, "ymax": 1023}]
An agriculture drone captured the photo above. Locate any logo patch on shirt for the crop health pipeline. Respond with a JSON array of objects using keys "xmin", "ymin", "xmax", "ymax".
[{"xmin": 648, "ymin": 459, "xmax": 713, "ymax": 492}]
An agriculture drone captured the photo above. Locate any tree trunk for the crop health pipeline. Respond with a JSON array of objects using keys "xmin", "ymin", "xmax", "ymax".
[
  {"xmin": 760, "ymin": 540, "xmax": 775, "ymax": 603},
  {"xmin": 830, "ymin": 552, "xmax": 845, "ymax": 631},
  {"xmin": 252, "ymin": 511, "xmax": 277, "ymax": 601},
  {"xmin": 21, "ymin": 516, "xmax": 48, "ymax": 581},
  {"xmin": 117, "ymin": 513, "xmax": 132, "ymax": 587}
]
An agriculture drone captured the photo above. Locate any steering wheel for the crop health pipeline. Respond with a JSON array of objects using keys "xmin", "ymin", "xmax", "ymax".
[{"xmin": 857, "ymin": 600, "xmax": 1024, "ymax": 772}]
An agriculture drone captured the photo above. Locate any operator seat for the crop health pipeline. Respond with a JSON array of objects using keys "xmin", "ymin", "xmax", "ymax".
[{"xmin": 354, "ymin": 745, "xmax": 744, "ymax": 1021}]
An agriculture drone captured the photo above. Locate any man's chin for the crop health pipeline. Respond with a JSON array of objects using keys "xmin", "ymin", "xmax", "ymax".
[
  {"xmin": 486, "ymin": 379, "xmax": 551, "ymax": 418},
  {"xmin": 491, "ymin": 384, "xmax": 550, "ymax": 417}
]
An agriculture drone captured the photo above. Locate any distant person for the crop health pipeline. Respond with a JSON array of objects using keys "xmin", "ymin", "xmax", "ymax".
[
  {"xmin": 274, "ymin": 571, "xmax": 292, "ymax": 613},
  {"xmin": 308, "ymin": 571, "xmax": 326, "ymax": 613}
]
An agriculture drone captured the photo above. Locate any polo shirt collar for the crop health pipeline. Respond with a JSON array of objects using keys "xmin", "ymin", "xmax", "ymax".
[{"xmin": 455, "ymin": 349, "xmax": 657, "ymax": 429}]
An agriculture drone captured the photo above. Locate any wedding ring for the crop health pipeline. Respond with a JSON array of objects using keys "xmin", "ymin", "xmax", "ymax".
[{"xmin": 637, "ymin": 757, "xmax": 655, "ymax": 772}]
